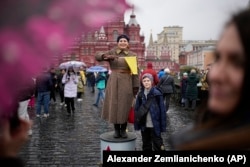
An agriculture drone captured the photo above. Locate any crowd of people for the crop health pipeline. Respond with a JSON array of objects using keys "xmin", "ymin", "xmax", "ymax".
[
  {"xmin": 8, "ymin": 66, "xmax": 108, "ymax": 122},
  {"xmin": 2, "ymin": 7, "xmax": 250, "ymax": 166},
  {"xmin": 170, "ymin": 8, "xmax": 250, "ymax": 149}
]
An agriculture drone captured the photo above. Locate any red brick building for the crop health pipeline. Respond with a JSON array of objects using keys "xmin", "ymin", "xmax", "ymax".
[
  {"xmin": 179, "ymin": 51, "xmax": 188, "ymax": 66},
  {"xmin": 58, "ymin": 11, "xmax": 145, "ymax": 70}
]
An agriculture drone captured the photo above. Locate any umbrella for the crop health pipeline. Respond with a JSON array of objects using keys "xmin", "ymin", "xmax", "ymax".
[
  {"xmin": 59, "ymin": 60, "xmax": 86, "ymax": 69},
  {"xmin": 86, "ymin": 65, "xmax": 107, "ymax": 73}
]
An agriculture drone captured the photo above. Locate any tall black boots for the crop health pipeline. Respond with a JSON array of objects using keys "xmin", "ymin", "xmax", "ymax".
[
  {"xmin": 113, "ymin": 123, "xmax": 128, "ymax": 138},
  {"xmin": 113, "ymin": 124, "xmax": 120, "ymax": 138},
  {"xmin": 120, "ymin": 122, "xmax": 128, "ymax": 138}
]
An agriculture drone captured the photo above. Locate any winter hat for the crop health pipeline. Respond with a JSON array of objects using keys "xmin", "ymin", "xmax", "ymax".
[
  {"xmin": 191, "ymin": 69, "xmax": 196, "ymax": 73},
  {"xmin": 164, "ymin": 68, "xmax": 170, "ymax": 74},
  {"xmin": 183, "ymin": 72, "xmax": 188, "ymax": 76},
  {"xmin": 142, "ymin": 73, "xmax": 153, "ymax": 83},
  {"xmin": 147, "ymin": 62, "xmax": 153, "ymax": 68},
  {"xmin": 117, "ymin": 34, "xmax": 130, "ymax": 42}
]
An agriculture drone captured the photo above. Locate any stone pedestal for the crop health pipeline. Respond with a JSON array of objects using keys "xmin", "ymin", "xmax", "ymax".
[{"xmin": 100, "ymin": 131, "xmax": 136, "ymax": 163}]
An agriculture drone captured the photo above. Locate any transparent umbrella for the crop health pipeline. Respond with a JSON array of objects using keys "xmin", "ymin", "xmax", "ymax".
[
  {"xmin": 59, "ymin": 60, "xmax": 86, "ymax": 69},
  {"xmin": 86, "ymin": 65, "xmax": 107, "ymax": 73}
]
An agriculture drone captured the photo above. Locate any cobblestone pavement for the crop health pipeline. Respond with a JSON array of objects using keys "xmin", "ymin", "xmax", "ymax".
[{"xmin": 19, "ymin": 87, "xmax": 195, "ymax": 167}]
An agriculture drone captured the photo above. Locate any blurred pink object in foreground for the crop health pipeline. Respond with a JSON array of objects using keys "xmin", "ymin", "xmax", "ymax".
[{"xmin": 0, "ymin": 0, "xmax": 131, "ymax": 117}]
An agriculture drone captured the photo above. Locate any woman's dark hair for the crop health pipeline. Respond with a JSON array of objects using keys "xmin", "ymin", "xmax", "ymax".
[
  {"xmin": 66, "ymin": 68, "xmax": 76, "ymax": 78},
  {"xmin": 232, "ymin": 8, "xmax": 250, "ymax": 122},
  {"xmin": 196, "ymin": 9, "xmax": 250, "ymax": 124}
]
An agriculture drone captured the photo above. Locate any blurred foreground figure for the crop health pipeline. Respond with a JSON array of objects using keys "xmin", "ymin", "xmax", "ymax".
[
  {"xmin": 0, "ymin": 0, "xmax": 131, "ymax": 165},
  {"xmin": 170, "ymin": 8, "xmax": 250, "ymax": 150}
]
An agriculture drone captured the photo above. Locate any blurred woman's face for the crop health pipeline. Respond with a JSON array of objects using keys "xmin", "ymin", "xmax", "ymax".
[
  {"xmin": 117, "ymin": 38, "xmax": 129, "ymax": 49},
  {"xmin": 208, "ymin": 24, "xmax": 245, "ymax": 115}
]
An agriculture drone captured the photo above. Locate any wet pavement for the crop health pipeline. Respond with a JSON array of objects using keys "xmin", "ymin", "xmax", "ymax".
[{"xmin": 19, "ymin": 87, "xmax": 195, "ymax": 166}]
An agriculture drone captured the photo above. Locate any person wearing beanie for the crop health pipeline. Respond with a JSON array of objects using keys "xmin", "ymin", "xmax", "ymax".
[
  {"xmin": 140, "ymin": 62, "xmax": 159, "ymax": 86},
  {"xmin": 95, "ymin": 34, "xmax": 139, "ymax": 138},
  {"xmin": 116, "ymin": 34, "xmax": 130, "ymax": 43},
  {"xmin": 156, "ymin": 68, "xmax": 175, "ymax": 112},
  {"xmin": 164, "ymin": 68, "xmax": 170, "ymax": 74},
  {"xmin": 134, "ymin": 73, "xmax": 166, "ymax": 151},
  {"xmin": 157, "ymin": 69, "xmax": 165, "ymax": 79}
]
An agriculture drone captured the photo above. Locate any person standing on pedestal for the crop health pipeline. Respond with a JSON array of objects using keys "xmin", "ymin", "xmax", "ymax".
[{"xmin": 95, "ymin": 34, "xmax": 139, "ymax": 138}]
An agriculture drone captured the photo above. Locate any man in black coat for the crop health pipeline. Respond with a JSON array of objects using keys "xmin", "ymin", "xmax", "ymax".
[{"xmin": 156, "ymin": 68, "xmax": 175, "ymax": 112}]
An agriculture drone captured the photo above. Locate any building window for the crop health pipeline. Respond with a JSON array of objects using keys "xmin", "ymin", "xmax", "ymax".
[
  {"xmin": 84, "ymin": 48, "xmax": 88, "ymax": 55},
  {"xmin": 88, "ymin": 48, "xmax": 90, "ymax": 55},
  {"xmin": 131, "ymin": 33, "xmax": 135, "ymax": 41},
  {"xmin": 113, "ymin": 30, "xmax": 118, "ymax": 41},
  {"xmin": 87, "ymin": 33, "xmax": 92, "ymax": 41}
]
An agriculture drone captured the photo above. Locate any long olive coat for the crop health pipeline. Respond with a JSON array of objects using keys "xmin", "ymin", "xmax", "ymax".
[{"xmin": 95, "ymin": 47, "xmax": 139, "ymax": 124}]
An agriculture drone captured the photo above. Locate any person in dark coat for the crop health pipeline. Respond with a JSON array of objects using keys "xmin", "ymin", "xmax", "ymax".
[
  {"xmin": 157, "ymin": 69, "xmax": 165, "ymax": 79},
  {"xmin": 156, "ymin": 68, "xmax": 175, "ymax": 112},
  {"xmin": 185, "ymin": 69, "xmax": 199, "ymax": 111},
  {"xmin": 57, "ymin": 69, "xmax": 66, "ymax": 105},
  {"xmin": 134, "ymin": 73, "xmax": 166, "ymax": 151},
  {"xmin": 49, "ymin": 67, "xmax": 58, "ymax": 104},
  {"xmin": 36, "ymin": 68, "xmax": 53, "ymax": 117},
  {"xmin": 180, "ymin": 72, "xmax": 188, "ymax": 107},
  {"xmin": 88, "ymin": 72, "xmax": 96, "ymax": 93}
]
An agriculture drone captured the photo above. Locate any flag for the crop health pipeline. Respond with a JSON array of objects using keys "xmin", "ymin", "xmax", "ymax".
[{"xmin": 124, "ymin": 56, "xmax": 138, "ymax": 75}]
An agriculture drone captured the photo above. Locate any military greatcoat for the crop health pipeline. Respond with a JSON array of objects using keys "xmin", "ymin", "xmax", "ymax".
[{"xmin": 95, "ymin": 47, "xmax": 139, "ymax": 124}]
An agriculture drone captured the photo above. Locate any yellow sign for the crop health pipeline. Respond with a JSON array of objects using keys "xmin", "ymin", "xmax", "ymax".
[{"xmin": 124, "ymin": 56, "xmax": 138, "ymax": 75}]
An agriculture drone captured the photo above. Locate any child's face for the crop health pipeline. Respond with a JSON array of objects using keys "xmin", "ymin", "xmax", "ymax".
[{"xmin": 142, "ymin": 77, "xmax": 152, "ymax": 89}]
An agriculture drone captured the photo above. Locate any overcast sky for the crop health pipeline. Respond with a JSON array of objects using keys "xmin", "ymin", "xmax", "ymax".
[{"xmin": 125, "ymin": 0, "xmax": 249, "ymax": 45}]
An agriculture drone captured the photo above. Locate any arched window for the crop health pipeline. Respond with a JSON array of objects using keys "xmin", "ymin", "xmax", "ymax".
[{"xmin": 130, "ymin": 33, "xmax": 135, "ymax": 41}]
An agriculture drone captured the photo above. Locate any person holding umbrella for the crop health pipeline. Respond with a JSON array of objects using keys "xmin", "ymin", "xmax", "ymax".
[
  {"xmin": 62, "ymin": 67, "xmax": 78, "ymax": 115},
  {"xmin": 95, "ymin": 34, "xmax": 139, "ymax": 138}
]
